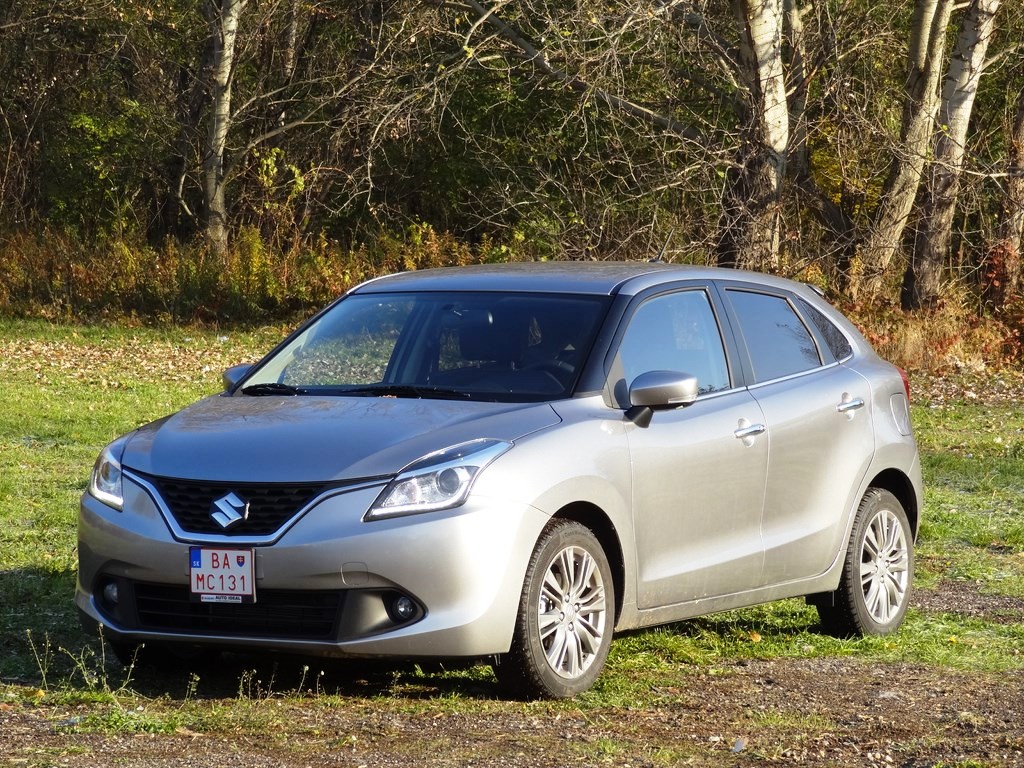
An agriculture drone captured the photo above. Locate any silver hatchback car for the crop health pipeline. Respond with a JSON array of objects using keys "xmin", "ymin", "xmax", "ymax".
[{"xmin": 78, "ymin": 263, "xmax": 922, "ymax": 698}]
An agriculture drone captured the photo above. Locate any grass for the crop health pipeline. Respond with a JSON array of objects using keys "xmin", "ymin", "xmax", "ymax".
[
  {"xmin": 0, "ymin": 319, "xmax": 1022, "ymax": 760},
  {"xmin": 912, "ymin": 398, "xmax": 1024, "ymax": 605}
]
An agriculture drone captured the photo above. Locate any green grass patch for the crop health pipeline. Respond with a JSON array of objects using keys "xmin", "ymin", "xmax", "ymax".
[
  {"xmin": 0, "ymin": 322, "xmax": 281, "ymax": 682},
  {"xmin": 912, "ymin": 399, "xmax": 1024, "ymax": 599}
]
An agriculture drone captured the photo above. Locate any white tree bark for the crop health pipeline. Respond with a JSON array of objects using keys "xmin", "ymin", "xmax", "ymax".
[
  {"xmin": 784, "ymin": 0, "xmax": 808, "ymax": 180},
  {"xmin": 716, "ymin": 0, "xmax": 789, "ymax": 271},
  {"xmin": 856, "ymin": 0, "xmax": 952, "ymax": 300},
  {"xmin": 203, "ymin": 0, "xmax": 247, "ymax": 256},
  {"xmin": 903, "ymin": 0, "xmax": 1002, "ymax": 308}
]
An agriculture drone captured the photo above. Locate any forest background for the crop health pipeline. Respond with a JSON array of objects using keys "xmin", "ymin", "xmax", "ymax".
[{"xmin": 0, "ymin": 0, "xmax": 1021, "ymax": 372}]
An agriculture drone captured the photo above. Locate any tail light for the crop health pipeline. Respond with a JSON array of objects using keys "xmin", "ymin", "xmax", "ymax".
[{"xmin": 898, "ymin": 367, "xmax": 911, "ymax": 401}]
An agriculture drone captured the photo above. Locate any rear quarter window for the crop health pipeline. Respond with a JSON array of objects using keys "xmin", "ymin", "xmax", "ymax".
[{"xmin": 796, "ymin": 297, "xmax": 853, "ymax": 361}]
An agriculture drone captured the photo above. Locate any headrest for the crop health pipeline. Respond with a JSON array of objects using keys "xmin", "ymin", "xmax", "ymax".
[{"xmin": 458, "ymin": 310, "xmax": 527, "ymax": 364}]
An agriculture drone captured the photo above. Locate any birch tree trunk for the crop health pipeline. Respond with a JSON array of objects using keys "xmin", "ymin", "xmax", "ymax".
[
  {"xmin": 855, "ymin": 0, "xmax": 952, "ymax": 300},
  {"xmin": 717, "ymin": 0, "xmax": 789, "ymax": 271},
  {"xmin": 902, "ymin": 0, "xmax": 1002, "ymax": 309},
  {"xmin": 984, "ymin": 90, "xmax": 1024, "ymax": 308},
  {"xmin": 203, "ymin": 0, "xmax": 247, "ymax": 256},
  {"xmin": 783, "ymin": 0, "xmax": 808, "ymax": 180}
]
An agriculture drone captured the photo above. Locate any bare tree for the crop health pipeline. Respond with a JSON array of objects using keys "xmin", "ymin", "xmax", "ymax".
[
  {"xmin": 0, "ymin": 0, "xmax": 144, "ymax": 231},
  {"xmin": 190, "ymin": 0, "xmax": 446, "ymax": 253},
  {"xmin": 202, "ymin": 0, "xmax": 247, "ymax": 255},
  {"xmin": 435, "ymin": 0, "xmax": 801, "ymax": 267},
  {"xmin": 902, "ymin": 0, "xmax": 1003, "ymax": 309},
  {"xmin": 411, "ymin": 0, "xmax": 723, "ymax": 258},
  {"xmin": 716, "ymin": 0, "xmax": 789, "ymax": 270},
  {"xmin": 984, "ymin": 89, "xmax": 1024, "ymax": 307},
  {"xmin": 855, "ymin": 0, "xmax": 953, "ymax": 300},
  {"xmin": 783, "ymin": 0, "xmax": 809, "ymax": 180}
]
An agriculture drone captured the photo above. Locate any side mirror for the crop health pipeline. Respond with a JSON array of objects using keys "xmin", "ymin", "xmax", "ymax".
[
  {"xmin": 626, "ymin": 371, "xmax": 699, "ymax": 427},
  {"xmin": 222, "ymin": 363, "xmax": 254, "ymax": 392}
]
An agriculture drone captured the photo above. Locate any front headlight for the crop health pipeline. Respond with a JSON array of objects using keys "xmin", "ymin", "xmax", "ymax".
[
  {"xmin": 365, "ymin": 439, "xmax": 512, "ymax": 520},
  {"xmin": 88, "ymin": 437, "xmax": 128, "ymax": 510}
]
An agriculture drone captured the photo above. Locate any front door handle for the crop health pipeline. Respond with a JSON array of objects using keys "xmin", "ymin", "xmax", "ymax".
[{"xmin": 734, "ymin": 423, "xmax": 767, "ymax": 439}]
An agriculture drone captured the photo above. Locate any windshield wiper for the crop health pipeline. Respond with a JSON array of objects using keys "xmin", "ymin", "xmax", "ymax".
[
  {"xmin": 240, "ymin": 382, "xmax": 306, "ymax": 396},
  {"xmin": 337, "ymin": 384, "xmax": 473, "ymax": 400}
]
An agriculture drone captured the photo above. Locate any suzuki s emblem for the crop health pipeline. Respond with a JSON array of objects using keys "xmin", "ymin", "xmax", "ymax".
[{"xmin": 210, "ymin": 492, "xmax": 250, "ymax": 530}]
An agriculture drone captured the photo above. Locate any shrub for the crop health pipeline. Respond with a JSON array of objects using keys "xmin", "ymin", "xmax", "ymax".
[
  {"xmin": 841, "ymin": 291, "xmax": 1021, "ymax": 373},
  {"xmin": 0, "ymin": 224, "xmax": 492, "ymax": 325}
]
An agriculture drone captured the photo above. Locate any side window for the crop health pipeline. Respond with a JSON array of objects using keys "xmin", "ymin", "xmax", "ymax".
[
  {"xmin": 726, "ymin": 290, "xmax": 821, "ymax": 383},
  {"xmin": 618, "ymin": 290, "xmax": 730, "ymax": 394},
  {"xmin": 796, "ymin": 297, "xmax": 853, "ymax": 361}
]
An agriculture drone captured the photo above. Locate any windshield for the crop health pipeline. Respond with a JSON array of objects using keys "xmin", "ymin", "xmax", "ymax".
[{"xmin": 241, "ymin": 291, "xmax": 611, "ymax": 402}]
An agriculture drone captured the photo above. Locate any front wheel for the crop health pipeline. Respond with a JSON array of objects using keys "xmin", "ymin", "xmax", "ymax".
[
  {"xmin": 494, "ymin": 520, "xmax": 615, "ymax": 699},
  {"xmin": 817, "ymin": 488, "xmax": 914, "ymax": 637}
]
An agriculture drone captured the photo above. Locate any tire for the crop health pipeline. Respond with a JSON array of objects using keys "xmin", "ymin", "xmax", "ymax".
[
  {"xmin": 817, "ymin": 488, "xmax": 914, "ymax": 637},
  {"xmin": 494, "ymin": 520, "xmax": 615, "ymax": 699}
]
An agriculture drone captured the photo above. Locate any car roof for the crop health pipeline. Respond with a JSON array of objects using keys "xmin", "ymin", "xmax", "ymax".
[{"xmin": 352, "ymin": 261, "xmax": 812, "ymax": 298}]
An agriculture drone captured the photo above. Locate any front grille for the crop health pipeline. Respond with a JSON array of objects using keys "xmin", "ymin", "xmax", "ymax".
[
  {"xmin": 140, "ymin": 475, "xmax": 331, "ymax": 536},
  {"xmin": 132, "ymin": 582, "xmax": 344, "ymax": 640}
]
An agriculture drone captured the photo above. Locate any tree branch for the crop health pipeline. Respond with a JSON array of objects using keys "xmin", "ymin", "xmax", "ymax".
[{"xmin": 454, "ymin": 0, "xmax": 704, "ymax": 143}]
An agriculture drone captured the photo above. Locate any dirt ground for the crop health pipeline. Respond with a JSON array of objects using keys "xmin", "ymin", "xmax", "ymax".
[{"xmin": 2, "ymin": 578, "xmax": 1022, "ymax": 768}]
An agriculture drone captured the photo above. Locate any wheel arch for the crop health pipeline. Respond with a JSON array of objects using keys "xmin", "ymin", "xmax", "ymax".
[
  {"xmin": 550, "ymin": 501, "xmax": 625, "ymax": 624},
  {"xmin": 865, "ymin": 468, "xmax": 920, "ymax": 538}
]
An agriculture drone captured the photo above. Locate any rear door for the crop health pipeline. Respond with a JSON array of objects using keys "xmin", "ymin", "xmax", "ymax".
[
  {"xmin": 612, "ymin": 287, "xmax": 769, "ymax": 608},
  {"xmin": 720, "ymin": 287, "xmax": 875, "ymax": 584}
]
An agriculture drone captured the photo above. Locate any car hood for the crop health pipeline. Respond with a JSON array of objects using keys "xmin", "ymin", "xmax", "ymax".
[{"xmin": 121, "ymin": 395, "xmax": 561, "ymax": 483}]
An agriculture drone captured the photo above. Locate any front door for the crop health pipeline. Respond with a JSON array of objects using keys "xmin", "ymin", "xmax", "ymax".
[{"xmin": 613, "ymin": 288, "xmax": 769, "ymax": 609}]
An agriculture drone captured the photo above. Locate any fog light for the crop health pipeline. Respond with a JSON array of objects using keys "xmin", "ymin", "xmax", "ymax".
[
  {"xmin": 392, "ymin": 595, "xmax": 416, "ymax": 621},
  {"xmin": 102, "ymin": 582, "xmax": 119, "ymax": 605}
]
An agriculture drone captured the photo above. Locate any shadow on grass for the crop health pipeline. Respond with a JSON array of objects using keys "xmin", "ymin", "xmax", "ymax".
[
  {"xmin": 0, "ymin": 566, "xmax": 82, "ymax": 683},
  {"xmin": 2, "ymin": 570, "xmax": 823, "ymax": 703},
  {"xmin": 664, "ymin": 598, "xmax": 826, "ymax": 640},
  {"xmin": 119, "ymin": 651, "xmax": 501, "ymax": 701},
  {"xmin": 0, "ymin": 565, "xmax": 500, "ymax": 700}
]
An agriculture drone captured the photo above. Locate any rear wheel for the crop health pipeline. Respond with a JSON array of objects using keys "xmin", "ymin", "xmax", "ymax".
[
  {"xmin": 494, "ymin": 520, "xmax": 614, "ymax": 699},
  {"xmin": 817, "ymin": 488, "xmax": 913, "ymax": 637}
]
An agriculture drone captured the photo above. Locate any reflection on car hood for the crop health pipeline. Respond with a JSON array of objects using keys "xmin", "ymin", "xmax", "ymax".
[{"xmin": 121, "ymin": 395, "xmax": 561, "ymax": 483}]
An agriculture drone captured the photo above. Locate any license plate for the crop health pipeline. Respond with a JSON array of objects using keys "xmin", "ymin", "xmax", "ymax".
[{"xmin": 189, "ymin": 547, "xmax": 255, "ymax": 603}]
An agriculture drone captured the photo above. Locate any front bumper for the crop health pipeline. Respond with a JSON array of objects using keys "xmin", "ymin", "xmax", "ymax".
[{"xmin": 76, "ymin": 474, "xmax": 549, "ymax": 659}]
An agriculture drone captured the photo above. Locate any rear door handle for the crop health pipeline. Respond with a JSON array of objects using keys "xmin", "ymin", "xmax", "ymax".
[{"xmin": 836, "ymin": 397, "xmax": 865, "ymax": 414}]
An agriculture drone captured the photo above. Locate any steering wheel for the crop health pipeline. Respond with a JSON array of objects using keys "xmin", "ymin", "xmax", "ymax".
[{"xmin": 524, "ymin": 360, "xmax": 576, "ymax": 378}]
